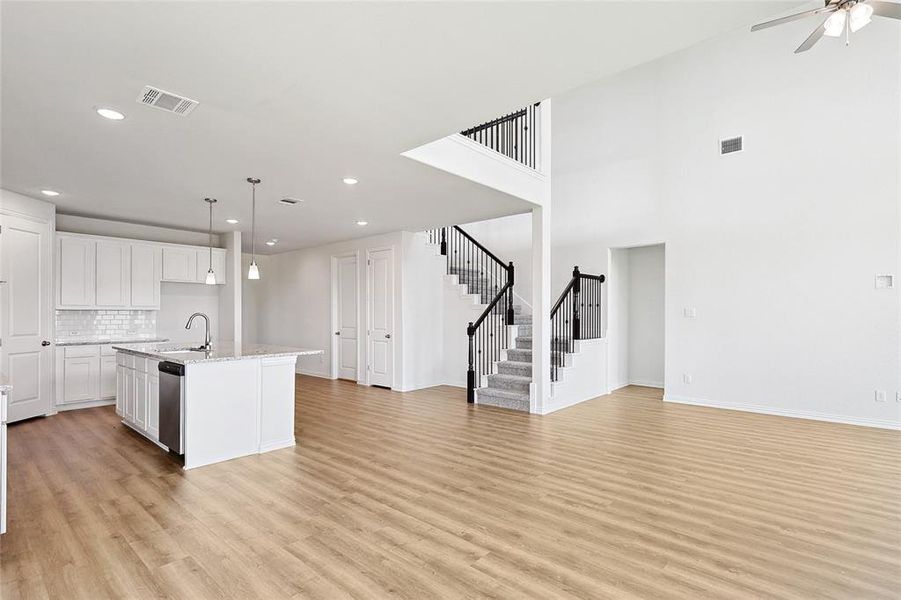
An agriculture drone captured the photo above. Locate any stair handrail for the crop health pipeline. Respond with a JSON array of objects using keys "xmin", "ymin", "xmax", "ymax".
[
  {"xmin": 466, "ymin": 262, "xmax": 514, "ymax": 403},
  {"xmin": 550, "ymin": 266, "xmax": 606, "ymax": 382}
]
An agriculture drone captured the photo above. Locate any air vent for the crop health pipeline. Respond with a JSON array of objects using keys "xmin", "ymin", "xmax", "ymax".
[
  {"xmin": 720, "ymin": 136, "xmax": 743, "ymax": 155},
  {"xmin": 279, "ymin": 198, "xmax": 302, "ymax": 205},
  {"xmin": 136, "ymin": 85, "xmax": 199, "ymax": 116}
]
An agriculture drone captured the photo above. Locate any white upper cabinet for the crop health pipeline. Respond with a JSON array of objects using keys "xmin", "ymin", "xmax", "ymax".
[
  {"xmin": 95, "ymin": 241, "xmax": 131, "ymax": 307},
  {"xmin": 58, "ymin": 235, "xmax": 96, "ymax": 308},
  {"xmin": 57, "ymin": 232, "xmax": 227, "ymax": 308},
  {"xmin": 130, "ymin": 244, "xmax": 161, "ymax": 308},
  {"xmin": 195, "ymin": 248, "xmax": 227, "ymax": 284},
  {"xmin": 161, "ymin": 246, "xmax": 197, "ymax": 283}
]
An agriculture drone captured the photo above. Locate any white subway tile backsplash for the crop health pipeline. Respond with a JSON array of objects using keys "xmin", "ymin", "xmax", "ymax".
[{"xmin": 55, "ymin": 310, "xmax": 158, "ymax": 343}]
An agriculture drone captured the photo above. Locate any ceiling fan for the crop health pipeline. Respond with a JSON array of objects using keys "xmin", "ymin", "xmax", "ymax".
[{"xmin": 751, "ymin": 0, "xmax": 901, "ymax": 53}]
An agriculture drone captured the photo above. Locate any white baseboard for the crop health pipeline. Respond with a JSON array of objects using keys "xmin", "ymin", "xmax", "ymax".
[
  {"xmin": 55, "ymin": 398, "xmax": 116, "ymax": 412},
  {"xmin": 664, "ymin": 393, "xmax": 901, "ymax": 430},
  {"xmin": 260, "ymin": 438, "xmax": 296, "ymax": 453},
  {"xmin": 608, "ymin": 381, "xmax": 630, "ymax": 393},
  {"xmin": 296, "ymin": 368, "xmax": 332, "ymax": 380},
  {"xmin": 629, "ymin": 380, "xmax": 664, "ymax": 389}
]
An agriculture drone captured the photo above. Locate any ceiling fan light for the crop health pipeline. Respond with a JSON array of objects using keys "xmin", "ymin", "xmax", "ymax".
[
  {"xmin": 823, "ymin": 10, "xmax": 846, "ymax": 37},
  {"xmin": 849, "ymin": 3, "xmax": 873, "ymax": 32}
]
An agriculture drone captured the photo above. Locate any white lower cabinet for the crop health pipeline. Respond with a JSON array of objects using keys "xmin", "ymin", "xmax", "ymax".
[
  {"xmin": 56, "ymin": 345, "xmax": 122, "ymax": 409},
  {"xmin": 115, "ymin": 353, "xmax": 160, "ymax": 443}
]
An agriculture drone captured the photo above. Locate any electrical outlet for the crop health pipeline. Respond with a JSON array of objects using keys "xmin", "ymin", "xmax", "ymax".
[
  {"xmin": 875, "ymin": 390, "xmax": 887, "ymax": 403},
  {"xmin": 683, "ymin": 373, "xmax": 692, "ymax": 384}
]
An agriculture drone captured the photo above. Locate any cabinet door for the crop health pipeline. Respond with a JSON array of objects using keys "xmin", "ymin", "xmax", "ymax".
[
  {"xmin": 63, "ymin": 357, "xmax": 99, "ymax": 404},
  {"xmin": 116, "ymin": 365, "xmax": 125, "ymax": 416},
  {"xmin": 58, "ymin": 236, "xmax": 95, "ymax": 308},
  {"xmin": 135, "ymin": 371, "xmax": 148, "ymax": 430},
  {"xmin": 124, "ymin": 368, "xmax": 135, "ymax": 421},
  {"xmin": 196, "ymin": 248, "xmax": 227, "ymax": 284},
  {"xmin": 131, "ymin": 244, "xmax": 161, "ymax": 308},
  {"xmin": 161, "ymin": 247, "xmax": 197, "ymax": 282},
  {"xmin": 95, "ymin": 241, "xmax": 130, "ymax": 307},
  {"xmin": 100, "ymin": 355, "xmax": 117, "ymax": 399},
  {"xmin": 147, "ymin": 374, "xmax": 159, "ymax": 440}
]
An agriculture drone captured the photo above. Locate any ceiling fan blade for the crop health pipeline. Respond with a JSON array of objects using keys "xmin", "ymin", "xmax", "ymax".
[
  {"xmin": 869, "ymin": 0, "xmax": 901, "ymax": 19},
  {"xmin": 751, "ymin": 5, "xmax": 837, "ymax": 31},
  {"xmin": 794, "ymin": 15, "xmax": 832, "ymax": 53}
]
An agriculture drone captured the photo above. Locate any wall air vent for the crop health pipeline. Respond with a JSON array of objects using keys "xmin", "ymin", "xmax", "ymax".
[
  {"xmin": 720, "ymin": 136, "xmax": 743, "ymax": 155},
  {"xmin": 136, "ymin": 86, "xmax": 199, "ymax": 116},
  {"xmin": 279, "ymin": 198, "xmax": 302, "ymax": 205}
]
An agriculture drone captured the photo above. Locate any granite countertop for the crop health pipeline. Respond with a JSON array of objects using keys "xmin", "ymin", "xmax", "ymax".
[
  {"xmin": 112, "ymin": 342, "xmax": 323, "ymax": 365},
  {"xmin": 56, "ymin": 337, "xmax": 170, "ymax": 347},
  {"xmin": 0, "ymin": 372, "xmax": 11, "ymax": 392}
]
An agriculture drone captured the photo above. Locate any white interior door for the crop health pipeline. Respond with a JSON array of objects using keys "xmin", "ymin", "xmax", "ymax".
[
  {"xmin": 334, "ymin": 255, "xmax": 358, "ymax": 381},
  {"xmin": 1, "ymin": 213, "xmax": 53, "ymax": 422},
  {"xmin": 367, "ymin": 248, "xmax": 393, "ymax": 388}
]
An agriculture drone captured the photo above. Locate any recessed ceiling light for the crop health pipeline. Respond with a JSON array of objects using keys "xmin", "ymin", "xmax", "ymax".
[
  {"xmin": 356, "ymin": 221, "xmax": 368, "ymax": 226},
  {"xmin": 40, "ymin": 189, "xmax": 60, "ymax": 197},
  {"xmin": 96, "ymin": 107, "xmax": 125, "ymax": 120},
  {"xmin": 265, "ymin": 239, "xmax": 278, "ymax": 246},
  {"xmin": 342, "ymin": 177, "xmax": 358, "ymax": 185},
  {"xmin": 225, "ymin": 218, "xmax": 239, "ymax": 224}
]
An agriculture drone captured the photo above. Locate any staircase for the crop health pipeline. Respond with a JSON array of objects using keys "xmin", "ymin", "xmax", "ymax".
[
  {"xmin": 425, "ymin": 226, "xmax": 533, "ymax": 412},
  {"xmin": 477, "ymin": 306, "xmax": 532, "ymax": 411}
]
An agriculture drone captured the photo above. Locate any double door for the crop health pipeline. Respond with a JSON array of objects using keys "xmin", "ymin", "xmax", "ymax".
[{"xmin": 332, "ymin": 247, "xmax": 394, "ymax": 388}]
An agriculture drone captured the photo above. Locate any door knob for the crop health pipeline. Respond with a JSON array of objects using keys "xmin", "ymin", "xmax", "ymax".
[
  {"xmin": 335, "ymin": 331, "xmax": 340, "ymax": 336},
  {"xmin": 385, "ymin": 333, "xmax": 391, "ymax": 339},
  {"xmin": 41, "ymin": 340, "xmax": 51, "ymax": 346}
]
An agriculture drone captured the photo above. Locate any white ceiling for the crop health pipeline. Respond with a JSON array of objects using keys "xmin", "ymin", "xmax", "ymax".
[{"xmin": 1, "ymin": 1, "xmax": 796, "ymax": 253}]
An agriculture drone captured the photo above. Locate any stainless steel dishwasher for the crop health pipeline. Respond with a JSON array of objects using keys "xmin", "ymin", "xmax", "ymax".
[{"xmin": 158, "ymin": 361, "xmax": 185, "ymax": 454}]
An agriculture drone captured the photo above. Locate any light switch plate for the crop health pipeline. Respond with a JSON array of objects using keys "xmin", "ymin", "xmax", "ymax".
[
  {"xmin": 683, "ymin": 373, "xmax": 692, "ymax": 384},
  {"xmin": 875, "ymin": 274, "xmax": 894, "ymax": 289},
  {"xmin": 683, "ymin": 307, "xmax": 697, "ymax": 318}
]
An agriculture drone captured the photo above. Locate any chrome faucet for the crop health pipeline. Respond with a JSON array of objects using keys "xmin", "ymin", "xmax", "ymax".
[{"xmin": 185, "ymin": 312, "xmax": 212, "ymax": 351}]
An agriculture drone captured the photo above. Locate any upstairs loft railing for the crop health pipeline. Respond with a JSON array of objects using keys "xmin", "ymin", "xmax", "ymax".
[
  {"xmin": 425, "ymin": 226, "xmax": 515, "ymax": 402},
  {"xmin": 460, "ymin": 102, "xmax": 541, "ymax": 170},
  {"xmin": 551, "ymin": 266, "xmax": 605, "ymax": 382}
]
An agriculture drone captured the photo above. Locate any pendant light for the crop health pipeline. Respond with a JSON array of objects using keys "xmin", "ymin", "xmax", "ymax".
[
  {"xmin": 246, "ymin": 177, "xmax": 261, "ymax": 280},
  {"xmin": 203, "ymin": 198, "xmax": 218, "ymax": 285}
]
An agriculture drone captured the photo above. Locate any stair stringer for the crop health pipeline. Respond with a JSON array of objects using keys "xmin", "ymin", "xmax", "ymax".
[{"xmin": 545, "ymin": 338, "xmax": 609, "ymax": 415}]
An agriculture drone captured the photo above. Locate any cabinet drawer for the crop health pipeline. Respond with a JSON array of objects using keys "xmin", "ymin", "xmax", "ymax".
[
  {"xmin": 100, "ymin": 345, "xmax": 117, "ymax": 357},
  {"xmin": 65, "ymin": 345, "xmax": 100, "ymax": 359},
  {"xmin": 117, "ymin": 353, "xmax": 136, "ymax": 369}
]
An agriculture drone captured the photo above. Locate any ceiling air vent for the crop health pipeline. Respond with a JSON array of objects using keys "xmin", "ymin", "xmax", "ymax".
[
  {"xmin": 279, "ymin": 198, "xmax": 302, "ymax": 205},
  {"xmin": 136, "ymin": 86, "xmax": 199, "ymax": 116},
  {"xmin": 720, "ymin": 136, "xmax": 743, "ymax": 155}
]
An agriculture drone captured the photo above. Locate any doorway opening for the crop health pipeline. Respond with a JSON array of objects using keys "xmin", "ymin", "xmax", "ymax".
[{"xmin": 608, "ymin": 244, "xmax": 665, "ymax": 392}]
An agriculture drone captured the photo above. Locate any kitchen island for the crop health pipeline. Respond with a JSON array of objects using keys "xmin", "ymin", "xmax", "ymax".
[{"xmin": 112, "ymin": 342, "xmax": 322, "ymax": 469}]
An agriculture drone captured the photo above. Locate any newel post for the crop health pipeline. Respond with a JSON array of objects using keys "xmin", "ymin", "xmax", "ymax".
[
  {"xmin": 466, "ymin": 322, "xmax": 476, "ymax": 403},
  {"xmin": 572, "ymin": 265, "xmax": 581, "ymax": 341},
  {"xmin": 506, "ymin": 262, "xmax": 515, "ymax": 326}
]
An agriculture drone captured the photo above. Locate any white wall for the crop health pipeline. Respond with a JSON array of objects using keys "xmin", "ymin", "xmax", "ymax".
[
  {"xmin": 608, "ymin": 248, "xmax": 631, "ymax": 390},
  {"xmin": 550, "ymin": 22, "xmax": 900, "ymax": 427},
  {"xmin": 254, "ymin": 232, "xmax": 404, "ymax": 380},
  {"xmin": 56, "ymin": 214, "xmax": 219, "ymax": 247},
  {"xmin": 158, "ymin": 283, "xmax": 220, "ymax": 344},
  {"xmin": 400, "ymin": 232, "xmax": 445, "ymax": 391},
  {"xmin": 241, "ymin": 253, "xmax": 266, "ymax": 344},
  {"xmin": 443, "ymin": 22, "xmax": 900, "ymax": 427},
  {"xmin": 626, "ymin": 244, "xmax": 664, "ymax": 388}
]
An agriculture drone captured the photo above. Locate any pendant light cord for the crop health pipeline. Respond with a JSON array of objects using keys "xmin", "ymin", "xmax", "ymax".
[
  {"xmin": 208, "ymin": 200, "xmax": 213, "ymax": 265},
  {"xmin": 251, "ymin": 181, "xmax": 256, "ymax": 263}
]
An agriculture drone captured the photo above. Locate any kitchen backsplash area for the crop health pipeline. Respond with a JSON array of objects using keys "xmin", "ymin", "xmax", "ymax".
[{"xmin": 55, "ymin": 310, "xmax": 158, "ymax": 343}]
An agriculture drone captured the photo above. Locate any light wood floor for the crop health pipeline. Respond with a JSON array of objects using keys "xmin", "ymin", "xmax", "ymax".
[{"xmin": 1, "ymin": 380, "xmax": 899, "ymax": 599}]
